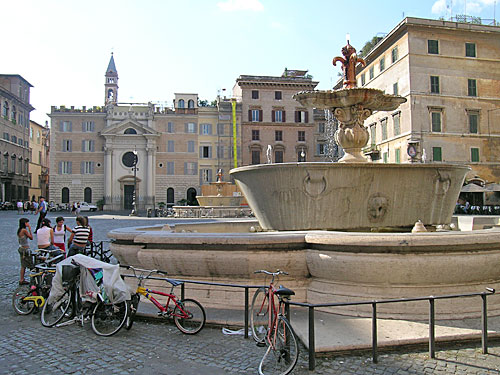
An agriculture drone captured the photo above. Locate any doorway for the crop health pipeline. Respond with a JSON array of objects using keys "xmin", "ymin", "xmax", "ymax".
[{"xmin": 124, "ymin": 185, "xmax": 134, "ymax": 209}]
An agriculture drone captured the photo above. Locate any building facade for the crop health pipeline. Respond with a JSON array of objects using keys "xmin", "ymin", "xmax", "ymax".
[
  {"xmin": 49, "ymin": 56, "xmax": 242, "ymax": 210},
  {"xmin": 0, "ymin": 74, "xmax": 33, "ymax": 202},
  {"xmin": 357, "ymin": 17, "xmax": 500, "ymax": 183},
  {"xmin": 233, "ymin": 70, "xmax": 321, "ymax": 165},
  {"xmin": 28, "ymin": 120, "xmax": 49, "ymax": 201}
]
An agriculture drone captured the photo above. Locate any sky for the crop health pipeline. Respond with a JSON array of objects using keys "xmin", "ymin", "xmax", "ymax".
[{"xmin": 2, "ymin": 0, "xmax": 499, "ymax": 125}]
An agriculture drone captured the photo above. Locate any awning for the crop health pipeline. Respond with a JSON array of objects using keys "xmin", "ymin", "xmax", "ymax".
[
  {"xmin": 485, "ymin": 183, "xmax": 500, "ymax": 192},
  {"xmin": 461, "ymin": 184, "xmax": 488, "ymax": 193}
]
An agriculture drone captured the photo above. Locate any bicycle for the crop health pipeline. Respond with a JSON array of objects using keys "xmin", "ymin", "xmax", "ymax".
[
  {"xmin": 41, "ymin": 262, "xmax": 129, "ymax": 337},
  {"xmin": 121, "ymin": 265, "xmax": 206, "ymax": 334},
  {"xmin": 12, "ymin": 249, "xmax": 64, "ymax": 315},
  {"xmin": 251, "ymin": 270, "xmax": 299, "ymax": 375}
]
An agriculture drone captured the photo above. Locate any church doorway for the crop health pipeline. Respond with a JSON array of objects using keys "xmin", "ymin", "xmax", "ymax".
[{"xmin": 124, "ymin": 185, "xmax": 134, "ymax": 209}]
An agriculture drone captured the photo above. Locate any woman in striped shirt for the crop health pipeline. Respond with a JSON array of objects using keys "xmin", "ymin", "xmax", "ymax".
[{"xmin": 67, "ymin": 216, "xmax": 91, "ymax": 257}]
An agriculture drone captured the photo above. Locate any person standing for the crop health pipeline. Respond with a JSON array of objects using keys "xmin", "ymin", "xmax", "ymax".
[
  {"xmin": 35, "ymin": 197, "xmax": 48, "ymax": 233},
  {"xmin": 17, "ymin": 200, "xmax": 23, "ymax": 214},
  {"xmin": 67, "ymin": 216, "xmax": 91, "ymax": 257},
  {"xmin": 17, "ymin": 218, "xmax": 33, "ymax": 285},
  {"xmin": 53, "ymin": 216, "xmax": 72, "ymax": 254}
]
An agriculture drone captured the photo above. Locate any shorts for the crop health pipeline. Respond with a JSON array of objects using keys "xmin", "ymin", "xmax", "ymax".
[
  {"xmin": 54, "ymin": 243, "xmax": 66, "ymax": 252},
  {"xmin": 18, "ymin": 247, "xmax": 32, "ymax": 269}
]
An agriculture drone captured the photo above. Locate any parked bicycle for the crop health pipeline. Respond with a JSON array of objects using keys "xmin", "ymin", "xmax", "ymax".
[
  {"xmin": 12, "ymin": 249, "xmax": 64, "ymax": 315},
  {"xmin": 251, "ymin": 269, "xmax": 299, "ymax": 375},
  {"xmin": 121, "ymin": 265, "xmax": 206, "ymax": 334},
  {"xmin": 41, "ymin": 262, "xmax": 128, "ymax": 336}
]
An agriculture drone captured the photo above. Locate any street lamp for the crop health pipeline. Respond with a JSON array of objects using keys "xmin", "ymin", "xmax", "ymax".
[{"xmin": 129, "ymin": 148, "xmax": 138, "ymax": 216}]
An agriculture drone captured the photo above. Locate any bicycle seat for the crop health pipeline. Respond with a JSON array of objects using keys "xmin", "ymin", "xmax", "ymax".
[
  {"xmin": 275, "ymin": 286, "xmax": 295, "ymax": 296},
  {"xmin": 166, "ymin": 278, "xmax": 183, "ymax": 287}
]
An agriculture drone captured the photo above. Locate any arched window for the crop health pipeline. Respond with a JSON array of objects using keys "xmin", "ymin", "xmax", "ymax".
[
  {"xmin": 107, "ymin": 89, "xmax": 114, "ymax": 101},
  {"xmin": 188, "ymin": 99, "xmax": 195, "ymax": 109},
  {"xmin": 62, "ymin": 187, "xmax": 70, "ymax": 203},
  {"xmin": 3, "ymin": 101, "xmax": 9, "ymax": 118},
  {"xmin": 167, "ymin": 187, "xmax": 175, "ymax": 207},
  {"xmin": 124, "ymin": 128, "xmax": 137, "ymax": 134},
  {"xmin": 178, "ymin": 99, "xmax": 185, "ymax": 108},
  {"xmin": 11, "ymin": 105, "xmax": 16, "ymax": 121},
  {"xmin": 84, "ymin": 187, "xmax": 92, "ymax": 203},
  {"xmin": 186, "ymin": 187, "xmax": 198, "ymax": 206}
]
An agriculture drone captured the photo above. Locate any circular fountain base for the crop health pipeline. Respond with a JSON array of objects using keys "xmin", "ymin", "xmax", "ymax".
[{"xmin": 109, "ymin": 222, "xmax": 500, "ymax": 320}]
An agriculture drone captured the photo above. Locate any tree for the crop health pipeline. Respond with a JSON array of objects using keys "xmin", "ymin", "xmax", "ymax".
[
  {"xmin": 359, "ymin": 36, "xmax": 383, "ymax": 58},
  {"xmin": 198, "ymin": 99, "xmax": 209, "ymax": 107}
]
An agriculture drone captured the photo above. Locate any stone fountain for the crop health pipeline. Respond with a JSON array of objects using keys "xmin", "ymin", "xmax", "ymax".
[{"xmin": 110, "ymin": 42, "xmax": 500, "ymax": 320}]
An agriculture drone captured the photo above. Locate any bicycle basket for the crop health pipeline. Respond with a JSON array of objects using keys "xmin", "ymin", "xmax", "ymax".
[{"xmin": 61, "ymin": 264, "xmax": 80, "ymax": 283}]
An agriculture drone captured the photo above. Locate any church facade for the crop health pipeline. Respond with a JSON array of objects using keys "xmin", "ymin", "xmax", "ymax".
[{"xmin": 49, "ymin": 55, "xmax": 242, "ymax": 210}]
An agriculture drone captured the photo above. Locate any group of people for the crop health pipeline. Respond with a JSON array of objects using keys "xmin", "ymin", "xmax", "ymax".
[
  {"xmin": 17, "ymin": 214, "xmax": 93, "ymax": 285},
  {"xmin": 71, "ymin": 202, "xmax": 81, "ymax": 216},
  {"xmin": 16, "ymin": 199, "xmax": 42, "ymax": 215}
]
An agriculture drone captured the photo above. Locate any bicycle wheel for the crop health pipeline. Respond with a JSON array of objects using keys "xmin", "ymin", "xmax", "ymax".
[
  {"xmin": 258, "ymin": 316, "xmax": 299, "ymax": 375},
  {"xmin": 173, "ymin": 298, "xmax": 206, "ymax": 334},
  {"xmin": 251, "ymin": 287, "xmax": 269, "ymax": 343},
  {"xmin": 41, "ymin": 289, "xmax": 72, "ymax": 327},
  {"xmin": 91, "ymin": 300, "xmax": 128, "ymax": 337},
  {"xmin": 124, "ymin": 293, "xmax": 140, "ymax": 330},
  {"xmin": 12, "ymin": 285, "xmax": 35, "ymax": 315}
]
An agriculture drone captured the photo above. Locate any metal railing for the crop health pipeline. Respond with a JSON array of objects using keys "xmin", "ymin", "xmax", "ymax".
[
  {"xmin": 119, "ymin": 269, "xmax": 497, "ymax": 371},
  {"xmin": 287, "ymin": 288, "xmax": 496, "ymax": 371},
  {"xmin": 85, "ymin": 240, "xmax": 113, "ymax": 263}
]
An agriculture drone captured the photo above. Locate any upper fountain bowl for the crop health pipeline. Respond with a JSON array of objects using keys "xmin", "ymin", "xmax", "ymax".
[{"xmin": 293, "ymin": 88, "xmax": 407, "ymax": 111}]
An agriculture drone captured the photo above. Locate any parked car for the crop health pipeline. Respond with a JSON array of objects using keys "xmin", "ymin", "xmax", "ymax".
[
  {"xmin": 79, "ymin": 202, "xmax": 98, "ymax": 212},
  {"xmin": 1, "ymin": 201, "xmax": 15, "ymax": 210}
]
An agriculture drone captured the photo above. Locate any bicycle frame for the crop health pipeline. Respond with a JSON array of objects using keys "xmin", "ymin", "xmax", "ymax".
[{"xmin": 135, "ymin": 286, "xmax": 190, "ymax": 319}]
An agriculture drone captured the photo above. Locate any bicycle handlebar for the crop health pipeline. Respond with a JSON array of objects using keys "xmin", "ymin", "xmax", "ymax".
[{"xmin": 120, "ymin": 264, "xmax": 169, "ymax": 280}]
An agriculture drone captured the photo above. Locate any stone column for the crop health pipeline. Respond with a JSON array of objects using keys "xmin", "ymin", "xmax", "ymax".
[
  {"xmin": 104, "ymin": 147, "xmax": 113, "ymax": 205},
  {"xmin": 146, "ymin": 148, "xmax": 154, "ymax": 201}
]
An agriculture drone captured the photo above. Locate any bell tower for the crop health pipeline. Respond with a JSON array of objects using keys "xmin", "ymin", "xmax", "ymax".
[{"xmin": 105, "ymin": 53, "xmax": 118, "ymax": 104}]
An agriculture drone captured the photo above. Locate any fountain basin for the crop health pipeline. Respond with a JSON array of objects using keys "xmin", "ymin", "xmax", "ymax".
[
  {"xmin": 196, "ymin": 196, "xmax": 245, "ymax": 207},
  {"xmin": 230, "ymin": 163, "xmax": 469, "ymax": 231},
  {"xmin": 293, "ymin": 88, "xmax": 406, "ymax": 111},
  {"xmin": 109, "ymin": 222, "xmax": 500, "ymax": 319}
]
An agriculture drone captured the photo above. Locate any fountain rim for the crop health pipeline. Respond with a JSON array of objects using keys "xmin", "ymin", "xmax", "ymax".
[{"xmin": 229, "ymin": 162, "xmax": 471, "ymax": 174}]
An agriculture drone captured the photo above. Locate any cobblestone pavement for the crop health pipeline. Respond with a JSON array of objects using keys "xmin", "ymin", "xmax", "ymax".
[{"xmin": 1, "ymin": 210, "xmax": 500, "ymax": 374}]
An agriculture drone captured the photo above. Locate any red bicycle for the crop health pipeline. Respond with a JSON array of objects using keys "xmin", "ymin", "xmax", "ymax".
[
  {"xmin": 251, "ymin": 270, "xmax": 299, "ymax": 375},
  {"xmin": 121, "ymin": 265, "xmax": 206, "ymax": 334}
]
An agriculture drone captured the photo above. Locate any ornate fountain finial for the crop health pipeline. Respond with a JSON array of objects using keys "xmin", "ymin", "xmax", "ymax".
[{"xmin": 333, "ymin": 42, "xmax": 366, "ymax": 89}]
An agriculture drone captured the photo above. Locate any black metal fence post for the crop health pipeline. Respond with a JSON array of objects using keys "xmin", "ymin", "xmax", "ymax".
[
  {"xmin": 308, "ymin": 305, "xmax": 315, "ymax": 371},
  {"xmin": 181, "ymin": 283, "xmax": 185, "ymax": 301},
  {"xmin": 429, "ymin": 298, "xmax": 435, "ymax": 358},
  {"xmin": 372, "ymin": 302, "xmax": 378, "ymax": 363},
  {"xmin": 482, "ymin": 294, "xmax": 488, "ymax": 354},
  {"xmin": 244, "ymin": 287, "xmax": 249, "ymax": 339}
]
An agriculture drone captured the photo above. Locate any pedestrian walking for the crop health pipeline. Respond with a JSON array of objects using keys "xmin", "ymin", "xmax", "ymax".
[
  {"xmin": 35, "ymin": 197, "xmax": 48, "ymax": 233},
  {"xmin": 23, "ymin": 200, "xmax": 29, "ymax": 213},
  {"xmin": 75, "ymin": 202, "xmax": 81, "ymax": 216},
  {"xmin": 16, "ymin": 200, "xmax": 23, "ymax": 214},
  {"xmin": 17, "ymin": 218, "xmax": 33, "ymax": 285}
]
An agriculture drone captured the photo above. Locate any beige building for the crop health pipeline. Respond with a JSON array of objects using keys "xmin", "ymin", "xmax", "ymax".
[
  {"xmin": 233, "ymin": 70, "xmax": 321, "ymax": 165},
  {"xmin": 49, "ymin": 55, "xmax": 241, "ymax": 210},
  {"xmin": 357, "ymin": 17, "xmax": 500, "ymax": 183},
  {"xmin": 0, "ymin": 74, "xmax": 33, "ymax": 202},
  {"xmin": 28, "ymin": 120, "xmax": 49, "ymax": 200}
]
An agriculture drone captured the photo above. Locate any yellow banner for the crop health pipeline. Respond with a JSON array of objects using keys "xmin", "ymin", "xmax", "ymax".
[{"xmin": 232, "ymin": 100, "xmax": 237, "ymax": 168}]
